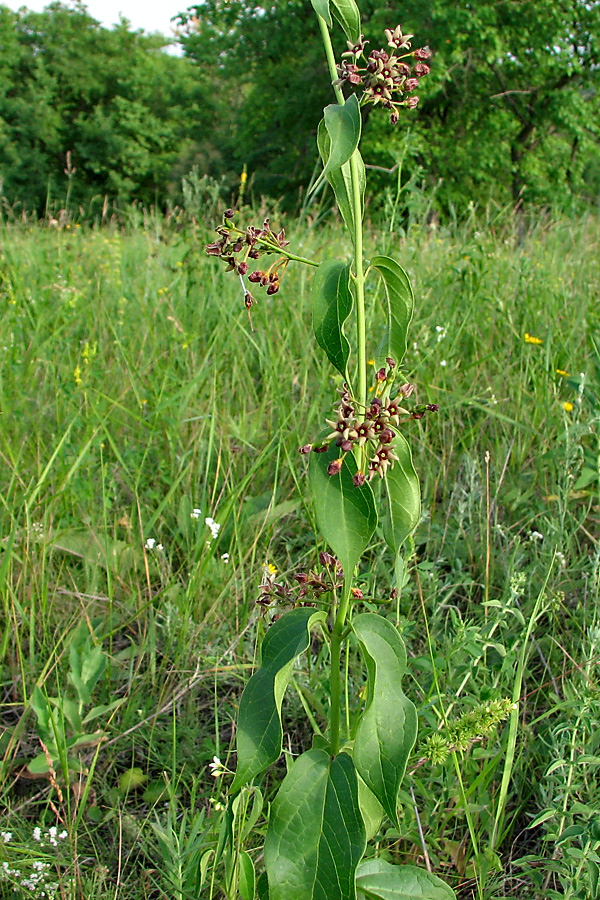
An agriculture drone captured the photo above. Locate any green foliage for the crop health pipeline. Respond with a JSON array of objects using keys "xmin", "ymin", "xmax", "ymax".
[
  {"xmin": 264, "ymin": 749, "xmax": 366, "ymax": 900},
  {"xmin": 308, "ymin": 442, "xmax": 377, "ymax": 577},
  {"xmin": 312, "ymin": 259, "xmax": 354, "ymax": 378},
  {"xmin": 353, "ymin": 614, "xmax": 417, "ymax": 827},
  {"xmin": 232, "ymin": 607, "xmax": 326, "ymax": 793},
  {"xmin": 0, "ymin": 2, "xmax": 212, "ymax": 211}
]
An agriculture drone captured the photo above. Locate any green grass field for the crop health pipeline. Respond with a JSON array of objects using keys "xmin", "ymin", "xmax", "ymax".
[{"xmin": 1, "ymin": 208, "xmax": 600, "ymax": 899}]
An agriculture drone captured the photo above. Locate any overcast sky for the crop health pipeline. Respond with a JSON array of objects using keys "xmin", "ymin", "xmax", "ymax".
[{"xmin": 4, "ymin": 0, "xmax": 187, "ymax": 43}]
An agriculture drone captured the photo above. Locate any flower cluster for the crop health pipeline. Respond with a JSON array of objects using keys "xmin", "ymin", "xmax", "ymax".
[
  {"xmin": 420, "ymin": 698, "xmax": 516, "ymax": 765},
  {"xmin": 206, "ymin": 210, "xmax": 290, "ymax": 308},
  {"xmin": 301, "ymin": 361, "xmax": 439, "ymax": 485},
  {"xmin": 0, "ymin": 826, "xmax": 69, "ymax": 900},
  {"xmin": 336, "ymin": 26, "xmax": 431, "ymax": 124},
  {"xmin": 257, "ymin": 552, "xmax": 345, "ymax": 612}
]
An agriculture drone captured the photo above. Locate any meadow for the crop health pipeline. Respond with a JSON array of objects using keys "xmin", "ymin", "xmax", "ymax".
[{"xmin": 1, "ymin": 203, "xmax": 600, "ymax": 899}]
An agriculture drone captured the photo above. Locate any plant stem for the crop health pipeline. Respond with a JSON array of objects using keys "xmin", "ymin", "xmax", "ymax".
[
  {"xmin": 329, "ymin": 575, "xmax": 353, "ymax": 755},
  {"xmin": 316, "ymin": 14, "xmax": 368, "ymax": 750}
]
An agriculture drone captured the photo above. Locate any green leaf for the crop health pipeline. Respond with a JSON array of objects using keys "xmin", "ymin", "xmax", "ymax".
[
  {"xmin": 312, "ymin": 259, "xmax": 353, "ymax": 377},
  {"xmin": 239, "ymin": 850, "xmax": 256, "ymax": 900},
  {"xmin": 310, "ymin": 0, "xmax": 332, "ymax": 28},
  {"xmin": 352, "ymin": 614, "xmax": 417, "ymax": 826},
  {"xmin": 382, "ymin": 434, "xmax": 420, "ymax": 556},
  {"xmin": 358, "ymin": 775, "xmax": 385, "ymax": 842},
  {"xmin": 318, "ymin": 122, "xmax": 365, "ymax": 239},
  {"xmin": 370, "ymin": 256, "xmax": 414, "ymax": 370},
  {"xmin": 323, "ymin": 95, "xmax": 361, "ymax": 176},
  {"xmin": 331, "ymin": 0, "xmax": 361, "ymax": 43},
  {"xmin": 309, "ymin": 441, "xmax": 377, "ymax": 577},
  {"xmin": 231, "ymin": 608, "xmax": 326, "ymax": 793},
  {"xmin": 356, "ymin": 860, "xmax": 456, "ymax": 899},
  {"xmin": 264, "ymin": 750, "xmax": 365, "ymax": 900}
]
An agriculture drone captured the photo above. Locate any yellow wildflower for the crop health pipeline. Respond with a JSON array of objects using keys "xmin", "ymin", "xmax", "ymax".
[
  {"xmin": 556, "ymin": 369, "xmax": 569, "ymax": 376},
  {"xmin": 563, "ymin": 402, "xmax": 574, "ymax": 412},
  {"xmin": 524, "ymin": 333, "xmax": 543, "ymax": 345},
  {"xmin": 74, "ymin": 365, "xmax": 82, "ymax": 387}
]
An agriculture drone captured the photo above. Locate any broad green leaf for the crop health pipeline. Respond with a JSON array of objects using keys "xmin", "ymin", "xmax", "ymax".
[
  {"xmin": 264, "ymin": 750, "xmax": 365, "ymax": 900},
  {"xmin": 331, "ymin": 0, "xmax": 361, "ymax": 43},
  {"xmin": 318, "ymin": 121, "xmax": 365, "ymax": 239},
  {"xmin": 370, "ymin": 256, "xmax": 414, "ymax": 370},
  {"xmin": 231, "ymin": 607, "xmax": 326, "ymax": 793},
  {"xmin": 312, "ymin": 259, "xmax": 353, "ymax": 377},
  {"xmin": 309, "ymin": 441, "xmax": 377, "ymax": 577},
  {"xmin": 356, "ymin": 860, "xmax": 456, "ymax": 900},
  {"xmin": 310, "ymin": 0, "xmax": 332, "ymax": 27},
  {"xmin": 358, "ymin": 775, "xmax": 385, "ymax": 842},
  {"xmin": 239, "ymin": 850, "xmax": 256, "ymax": 900},
  {"xmin": 382, "ymin": 434, "xmax": 420, "ymax": 555},
  {"xmin": 323, "ymin": 95, "xmax": 361, "ymax": 176},
  {"xmin": 353, "ymin": 614, "xmax": 417, "ymax": 826}
]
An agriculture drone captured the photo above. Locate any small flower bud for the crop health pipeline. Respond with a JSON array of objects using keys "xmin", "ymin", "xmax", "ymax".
[
  {"xmin": 244, "ymin": 291, "xmax": 255, "ymax": 309},
  {"xmin": 414, "ymin": 63, "xmax": 430, "ymax": 76},
  {"xmin": 232, "ymin": 241, "xmax": 243, "ymax": 252},
  {"xmin": 386, "ymin": 357, "xmax": 396, "ymax": 369},
  {"xmin": 237, "ymin": 261, "xmax": 249, "ymax": 275},
  {"xmin": 406, "ymin": 96, "xmax": 419, "ymax": 109},
  {"xmin": 411, "ymin": 411, "xmax": 425, "ymax": 419},
  {"xmin": 339, "ymin": 439, "xmax": 354, "ymax": 452},
  {"xmin": 313, "ymin": 444, "xmax": 330, "ymax": 453},
  {"xmin": 249, "ymin": 249, "xmax": 260, "ymax": 259},
  {"xmin": 299, "ymin": 444, "xmax": 312, "ymax": 454},
  {"xmin": 399, "ymin": 382, "xmax": 415, "ymax": 397},
  {"xmin": 327, "ymin": 458, "xmax": 344, "ymax": 476},
  {"xmin": 351, "ymin": 587, "xmax": 364, "ymax": 598},
  {"xmin": 266, "ymin": 282, "xmax": 279, "ymax": 295},
  {"xmin": 414, "ymin": 46, "xmax": 432, "ymax": 60},
  {"xmin": 320, "ymin": 551, "xmax": 337, "ymax": 568},
  {"xmin": 405, "ymin": 78, "xmax": 419, "ymax": 91},
  {"xmin": 248, "ymin": 270, "xmax": 262, "ymax": 283},
  {"xmin": 353, "ymin": 472, "xmax": 366, "ymax": 487},
  {"xmin": 376, "ymin": 367, "xmax": 387, "ymax": 382},
  {"xmin": 426, "ymin": 403, "xmax": 440, "ymax": 412},
  {"xmin": 224, "ymin": 208, "xmax": 236, "ymax": 218}
]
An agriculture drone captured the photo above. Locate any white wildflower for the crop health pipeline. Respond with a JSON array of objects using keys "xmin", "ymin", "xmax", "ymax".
[
  {"xmin": 529, "ymin": 531, "xmax": 544, "ymax": 541},
  {"xmin": 0, "ymin": 832, "xmax": 11, "ymax": 843},
  {"xmin": 190, "ymin": 508, "xmax": 202, "ymax": 519},
  {"xmin": 32, "ymin": 827, "xmax": 42, "ymax": 843},
  {"xmin": 435, "ymin": 325, "xmax": 447, "ymax": 342},
  {"xmin": 205, "ymin": 517, "xmax": 221, "ymax": 540},
  {"xmin": 440, "ymin": 359, "xmax": 447, "ymax": 367},
  {"xmin": 144, "ymin": 538, "xmax": 156, "ymax": 550},
  {"xmin": 209, "ymin": 755, "xmax": 225, "ymax": 777},
  {"xmin": 221, "ymin": 552, "xmax": 230, "ymax": 563}
]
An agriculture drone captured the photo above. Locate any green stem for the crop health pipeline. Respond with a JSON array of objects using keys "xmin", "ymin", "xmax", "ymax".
[
  {"xmin": 350, "ymin": 152, "xmax": 367, "ymax": 411},
  {"xmin": 316, "ymin": 15, "xmax": 367, "ymax": 419},
  {"xmin": 329, "ymin": 576, "xmax": 353, "ymax": 755}
]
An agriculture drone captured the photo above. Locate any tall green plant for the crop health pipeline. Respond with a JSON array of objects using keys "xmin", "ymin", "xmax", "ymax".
[{"xmin": 206, "ymin": 3, "xmax": 454, "ymax": 897}]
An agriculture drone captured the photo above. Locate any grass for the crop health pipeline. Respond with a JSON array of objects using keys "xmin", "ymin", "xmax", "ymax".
[{"xmin": 1, "ymin": 205, "xmax": 600, "ymax": 899}]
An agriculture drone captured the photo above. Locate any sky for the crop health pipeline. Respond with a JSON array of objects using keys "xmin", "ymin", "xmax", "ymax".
[{"xmin": 4, "ymin": 0, "xmax": 187, "ymax": 43}]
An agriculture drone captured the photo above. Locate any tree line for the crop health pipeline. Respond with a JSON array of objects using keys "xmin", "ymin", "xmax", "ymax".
[{"xmin": 1, "ymin": 0, "xmax": 599, "ymax": 217}]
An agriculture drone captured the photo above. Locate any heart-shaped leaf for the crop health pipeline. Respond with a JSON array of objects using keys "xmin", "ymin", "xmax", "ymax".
[
  {"xmin": 312, "ymin": 259, "xmax": 353, "ymax": 377},
  {"xmin": 322, "ymin": 94, "xmax": 361, "ymax": 176},
  {"xmin": 356, "ymin": 859, "xmax": 456, "ymax": 899},
  {"xmin": 265, "ymin": 750, "xmax": 365, "ymax": 900},
  {"xmin": 309, "ymin": 441, "xmax": 377, "ymax": 577},
  {"xmin": 352, "ymin": 614, "xmax": 417, "ymax": 826},
  {"xmin": 231, "ymin": 607, "xmax": 326, "ymax": 793},
  {"xmin": 370, "ymin": 256, "xmax": 414, "ymax": 370},
  {"xmin": 382, "ymin": 433, "xmax": 420, "ymax": 556}
]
